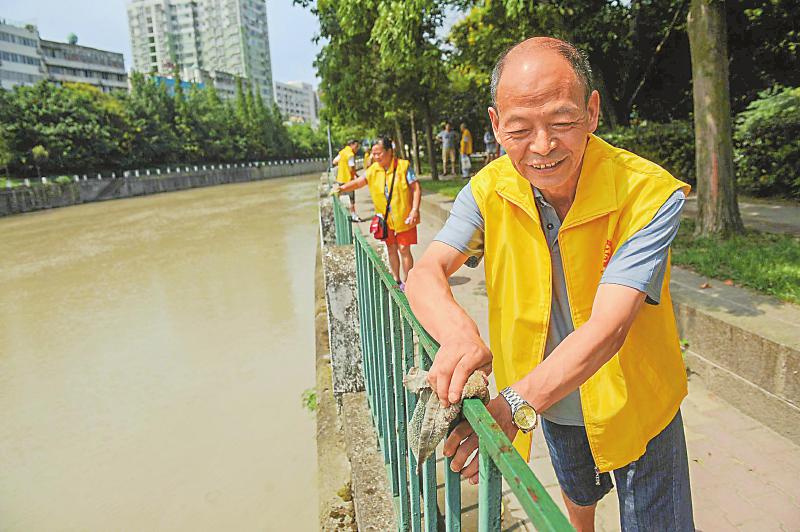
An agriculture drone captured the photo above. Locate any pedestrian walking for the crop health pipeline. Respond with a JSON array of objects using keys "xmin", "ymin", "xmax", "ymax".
[
  {"xmin": 459, "ymin": 122, "xmax": 473, "ymax": 178},
  {"xmin": 437, "ymin": 123, "xmax": 458, "ymax": 176},
  {"xmin": 336, "ymin": 137, "xmax": 421, "ymax": 290},
  {"xmin": 483, "ymin": 128, "xmax": 498, "ymax": 163},
  {"xmin": 406, "ymin": 37, "xmax": 694, "ymax": 532}
]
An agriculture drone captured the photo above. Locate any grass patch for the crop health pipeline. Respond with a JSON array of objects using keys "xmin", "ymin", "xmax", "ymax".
[
  {"xmin": 301, "ymin": 387, "xmax": 318, "ymax": 413},
  {"xmin": 420, "ymin": 177, "xmax": 469, "ymax": 199},
  {"xmin": 672, "ymin": 219, "xmax": 800, "ymax": 304},
  {"xmin": 0, "ymin": 177, "xmax": 23, "ymax": 188}
]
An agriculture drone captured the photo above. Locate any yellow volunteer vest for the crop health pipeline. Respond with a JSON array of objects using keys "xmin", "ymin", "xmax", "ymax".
[
  {"xmin": 366, "ymin": 158, "xmax": 414, "ymax": 233},
  {"xmin": 336, "ymin": 145, "xmax": 355, "ymax": 184},
  {"xmin": 470, "ymin": 134, "xmax": 691, "ymax": 472},
  {"xmin": 460, "ymin": 128, "xmax": 473, "ymax": 154}
]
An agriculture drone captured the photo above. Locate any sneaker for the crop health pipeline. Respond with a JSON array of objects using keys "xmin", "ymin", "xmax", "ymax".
[{"xmin": 350, "ymin": 213, "xmax": 363, "ymax": 222}]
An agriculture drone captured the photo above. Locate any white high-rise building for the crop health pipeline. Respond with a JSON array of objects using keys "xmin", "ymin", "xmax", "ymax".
[
  {"xmin": 126, "ymin": 0, "xmax": 273, "ymax": 100},
  {"xmin": 274, "ymin": 80, "xmax": 320, "ymax": 127}
]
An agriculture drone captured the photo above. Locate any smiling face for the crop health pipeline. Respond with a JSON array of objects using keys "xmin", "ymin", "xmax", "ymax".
[
  {"xmin": 488, "ymin": 46, "xmax": 600, "ymax": 193},
  {"xmin": 372, "ymin": 141, "xmax": 393, "ymax": 169}
]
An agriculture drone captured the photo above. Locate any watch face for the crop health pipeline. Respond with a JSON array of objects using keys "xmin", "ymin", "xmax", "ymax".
[{"xmin": 513, "ymin": 404, "xmax": 537, "ymax": 431}]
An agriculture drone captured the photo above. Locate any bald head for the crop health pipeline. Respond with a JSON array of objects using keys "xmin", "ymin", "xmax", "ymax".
[{"xmin": 490, "ymin": 37, "xmax": 593, "ymax": 108}]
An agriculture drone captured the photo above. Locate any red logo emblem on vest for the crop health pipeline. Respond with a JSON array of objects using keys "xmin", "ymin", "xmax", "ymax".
[{"xmin": 602, "ymin": 240, "xmax": 613, "ymax": 272}]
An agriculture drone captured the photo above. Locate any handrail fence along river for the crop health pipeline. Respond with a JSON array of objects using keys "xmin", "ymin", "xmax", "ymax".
[{"xmin": 331, "ymin": 192, "xmax": 573, "ymax": 531}]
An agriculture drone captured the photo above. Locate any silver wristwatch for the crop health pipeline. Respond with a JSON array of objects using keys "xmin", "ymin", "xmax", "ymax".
[{"xmin": 500, "ymin": 387, "xmax": 538, "ymax": 433}]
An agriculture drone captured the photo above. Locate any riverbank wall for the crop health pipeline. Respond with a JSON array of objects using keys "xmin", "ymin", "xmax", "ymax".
[{"xmin": 0, "ymin": 159, "xmax": 328, "ymax": 217}]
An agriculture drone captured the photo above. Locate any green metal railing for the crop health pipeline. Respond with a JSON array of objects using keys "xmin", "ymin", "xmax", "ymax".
[
  {"xmin": 331, "ymin": 194, "xmax": 573, "ymax": 531},
  {"xmin": 331, "ymin": 170, "xmax": 354, "ymax": 245}
]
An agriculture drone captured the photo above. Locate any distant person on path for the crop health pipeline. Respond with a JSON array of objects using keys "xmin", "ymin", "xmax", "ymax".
[
  {"xmin": 459, "ymin": 122, "xmax": 473, "ymax": 178},
  {"xmin": 406, "ymin": 37, "xmax": 694, "ymax": 531},
  {"xmin": 332, "ymin": 139, "xmax": 361, "ymax": 221},
  {"xmin": 363, "ymin": 142, "xmax": 373, "ymax": 171},
  {"xmin": 336, "ymin": 137, "xmax": 421, "ymax": 290},
  {"xmin": 437, "ymin": 123, "xmax": 458, "ymax": 176},
  {"xmin": 483, "ymin": 128, "xmax": 498, "ymax": 164}
]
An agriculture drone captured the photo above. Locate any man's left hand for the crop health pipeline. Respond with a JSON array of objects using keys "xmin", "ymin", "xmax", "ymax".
[
  {"xmin": 443, "ymin": 395, "xmax": 518, "ymax": 484},
  {"xmin": 405, "ymin": 208, "xmax": 420, "ymax": 226}
]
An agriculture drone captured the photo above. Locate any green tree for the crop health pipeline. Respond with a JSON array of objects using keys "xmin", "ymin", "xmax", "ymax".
[
  {"xmin": 124, "ymin": 72, "xmax": 179, "ymax": 167},
  {"xmin": 31, "ymin": 145, "xmax": 48, "ymax": 177}
]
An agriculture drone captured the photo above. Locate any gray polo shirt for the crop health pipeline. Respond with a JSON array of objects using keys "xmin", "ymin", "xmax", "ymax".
[{"xmin": 434, "ymin": 182, "xmax": 685, "ymax": 426}]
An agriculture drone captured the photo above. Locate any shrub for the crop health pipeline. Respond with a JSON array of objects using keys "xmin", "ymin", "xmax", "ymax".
[
  {"xmin": 601, "ymin": 120, "xmax": 696, "ymax": 185},
  {"xmin": 54, "ymin": 175, "xmax": 73, "ymax": 185},
  {"xmin": 733, "ymin": 86, "xmax": 800, "ymax": 199}
]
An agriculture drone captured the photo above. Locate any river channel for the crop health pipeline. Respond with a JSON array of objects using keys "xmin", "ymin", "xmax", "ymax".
[{"xmin": 0, "ymin": 175, "xmax": 320, "ymax": 530}]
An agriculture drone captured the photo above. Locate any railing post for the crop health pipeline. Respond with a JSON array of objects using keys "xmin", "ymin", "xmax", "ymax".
[
  {"xmin": 402, "ymin": 319, "xmax": 423, "ymax": 532},
  {"xmin": 419, "ymin": 342, "xmax": 438, "ymax": 532},
  {"xmin": 478, "ymin": 445, "xmax": 502, "ymax": 532},
  {"xmin": 389, "ymin": 301, "xmax": 411, "ymax": 529},
  {"xmin": 379, "ymin": 284, "xmax": 400, "ymax": 483}
]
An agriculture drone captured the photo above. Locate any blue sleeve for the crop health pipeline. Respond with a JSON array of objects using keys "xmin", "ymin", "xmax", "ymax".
[
  {"xmin": 600, "ymin": 190, "xmax": 685, "ymax": 304},
  {"xmin": 406, "ymin": 167, "xmax": 417, "ymax": 184},
  {"xmin": 433, "ymin": 182, "xmax": 485, "ymax": 267}
]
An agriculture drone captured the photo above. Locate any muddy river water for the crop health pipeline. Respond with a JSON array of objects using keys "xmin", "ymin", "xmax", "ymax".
[{"xmin": 0, "ymin": 175, "xmax": 320, "ymax": 530}]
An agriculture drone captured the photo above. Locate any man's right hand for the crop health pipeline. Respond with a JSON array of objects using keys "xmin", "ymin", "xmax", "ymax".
[{"xmin": 428, "ymin": 333, "xmax": 492, "ymax": 407}]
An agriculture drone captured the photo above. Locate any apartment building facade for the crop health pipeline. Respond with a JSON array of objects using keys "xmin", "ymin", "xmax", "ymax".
[
  {"xmin": 0, "ymin": 20, "xmax": 126, "ymax": 92},
  {"xmin": 274, "ymin": 80, "xmax": 319, "ymax": 126},
  {"xmin": 127, "ymin": 0, "xmax": 273, "ymax": 100},
  {"xmin": 0, "ymin": 20, "xmax": 45, "ymax": 89}
]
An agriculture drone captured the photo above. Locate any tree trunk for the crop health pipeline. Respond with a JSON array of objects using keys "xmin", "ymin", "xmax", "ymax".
[
  {"xmin": 410, "ymin": 110, "xmax": 421, "ymax": 175},
  {"xmin": 393, "ymin": 117, "xmax": 406, "ymax": 159},
  {"xmin": 592, "ymin": 67, "xmax": 625, "ymax": 128},
  {"xmin": 422, "ymin": 100, "xmax": 438, "ymax": 180},
  {"xmin": 687, "ymin": 0, "xmax": 744, "ymax": 236}
]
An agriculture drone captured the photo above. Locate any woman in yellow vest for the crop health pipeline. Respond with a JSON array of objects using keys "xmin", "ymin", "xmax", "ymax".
[
  {"xmin": 332, "ymin": 139, "xmax": 361, "ymax": 221},
  {"xmin": 406, "ymin": 38, "xmax": 694, "ymax": 531},
  {"xmin": 336, "ymin": 136, "xmax": 421, "ymax": 289}
]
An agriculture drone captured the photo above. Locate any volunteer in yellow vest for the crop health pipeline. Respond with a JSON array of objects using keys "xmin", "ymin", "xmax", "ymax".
[
  {"xmin": 332, "ymin": 139, "xmax": 361, "ymax": 221},
  {"xmin": 459, "ymin": 122, "xmax": 473, "ymax": 178},
  {"xmin": 337, "ymin": 136, "xmax": 421, "ymax": 290},
  {"xmin": 406, "ymin": 37, "xmax": 694, "ymax": 531}
]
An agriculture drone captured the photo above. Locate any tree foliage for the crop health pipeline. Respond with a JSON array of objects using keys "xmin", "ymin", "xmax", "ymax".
[
  {"xmin": 0, "ymin": 76, "xmax": 320, "ymax": 177},
  {"xmin": 304, "ymin": 0, "xmax": 798, "ymax": 136}
]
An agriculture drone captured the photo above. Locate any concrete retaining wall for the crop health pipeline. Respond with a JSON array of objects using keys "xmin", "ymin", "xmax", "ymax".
[{"xmin": 0, "ymin": 160, "xmax": 328, "ymax": 217}]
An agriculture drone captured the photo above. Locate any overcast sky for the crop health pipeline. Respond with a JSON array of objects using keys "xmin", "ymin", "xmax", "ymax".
[{"xmin": 1, "ymin": 0, "xmax": 322, "ymax": 86}]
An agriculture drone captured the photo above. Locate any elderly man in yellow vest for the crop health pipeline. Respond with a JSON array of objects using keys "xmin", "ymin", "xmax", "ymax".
[
  {"xmin": 332, "ymin": 139, "xmax": 361, "ymax": 221},
  {"xmin": 406, "ymin": 37, "xmax": 694, "ymax": 531},
  {"xmin": 337, "ymin": 137, "xmax": 421, "ymax": 289}
]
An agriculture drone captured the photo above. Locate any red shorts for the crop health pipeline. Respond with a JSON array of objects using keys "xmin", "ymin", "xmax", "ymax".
[{"xmin": 385, "ymin": 226, "xmax": 418, "ymax": 246}]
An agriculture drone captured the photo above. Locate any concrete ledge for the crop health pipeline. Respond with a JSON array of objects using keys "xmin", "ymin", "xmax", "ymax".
[
  {"xmin": 683, "ymin": 349, "xmax": 800, "ymax": 442},
  {"xmin": 322, "ymin": 245, "xmax": 364, "ymax": 395},
  {"xmin": 671, "ymin": 267, "xmax": 800, "ymax": 444},
  {"xmin": 341, "ymin": 392, "xmax": 396, "ymax": 531},
  {"xmin": 315, "ymin": 241, "xmax": 357, "ymax": 531}
]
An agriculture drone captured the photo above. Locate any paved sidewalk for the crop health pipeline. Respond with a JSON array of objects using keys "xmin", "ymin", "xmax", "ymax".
[
  {"xmin": 683, "ymin": 195, "xmax": 800, "ymax": 236},
  {"xmin": 350, "ymin": 186, "xmax": 800, "ymax": 531}
]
